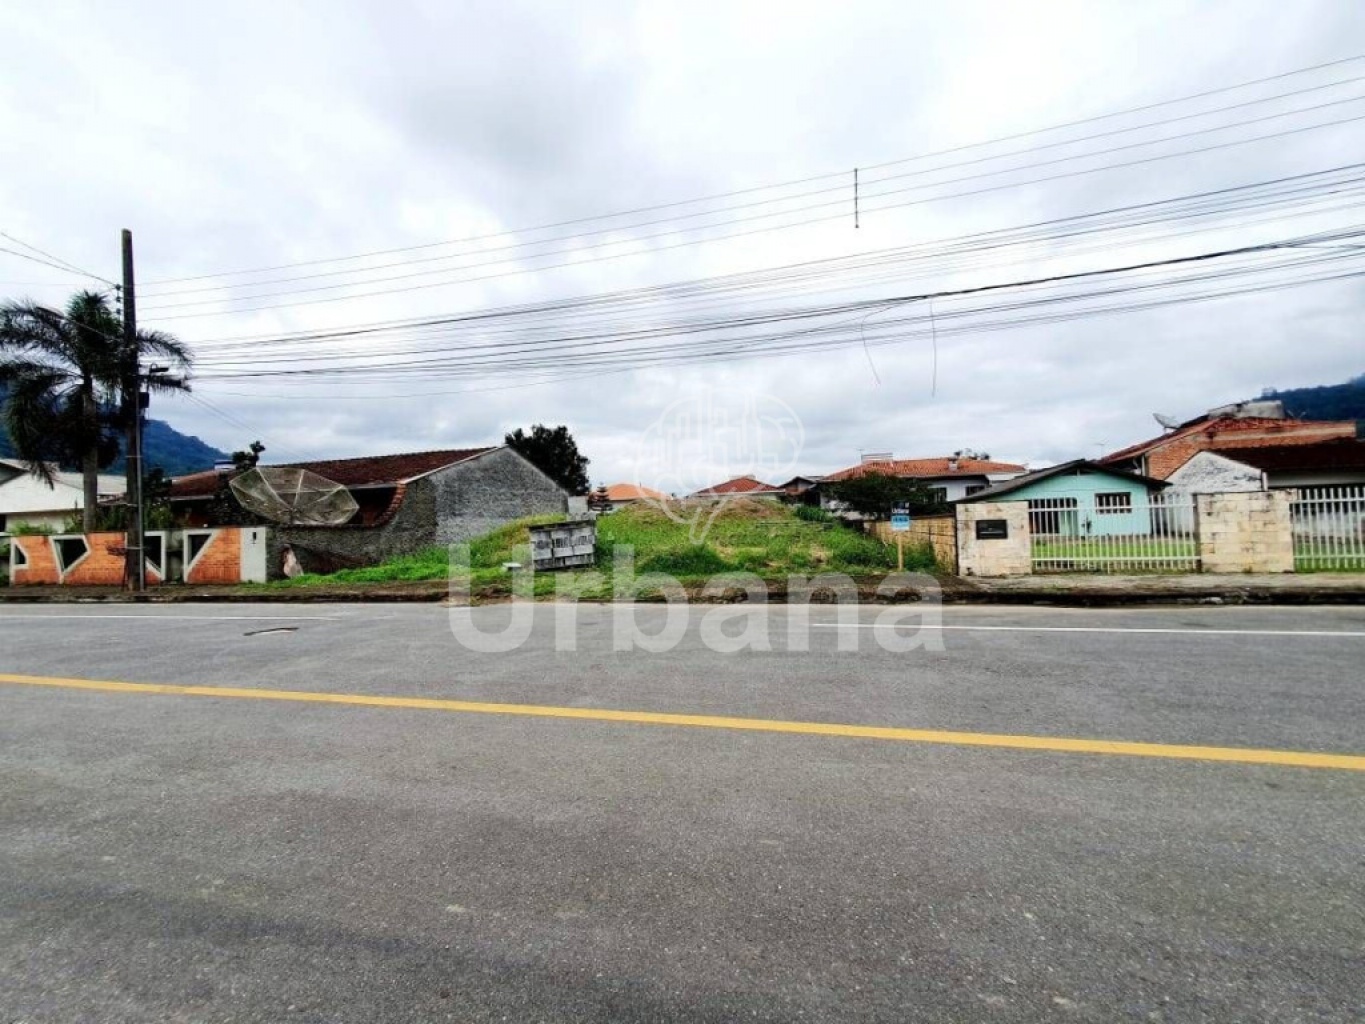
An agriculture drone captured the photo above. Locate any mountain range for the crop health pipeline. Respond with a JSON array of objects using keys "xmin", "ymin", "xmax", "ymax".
[
  {"xmin": 1259, "ymin": 373, "xmax": 1365, "ymax": 422},
  {"xmin": 0, "ymin": 386, "xmax": 227, "ymax": 476}
]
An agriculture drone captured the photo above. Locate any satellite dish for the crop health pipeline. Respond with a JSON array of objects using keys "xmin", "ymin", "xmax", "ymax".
[
  {"xmin": 229, "ymin": 467, "xmax": 359, "ymax": 526},
  {"xmin": 1153, "ymin": 412, "xmax": 1181, "ymax": 432}
]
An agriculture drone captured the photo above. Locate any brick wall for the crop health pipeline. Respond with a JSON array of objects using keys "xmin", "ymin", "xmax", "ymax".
[
  {"xmin": 1197, "ymin": 491, "xmax": 1295, "ymax": 573},
  {"xmin": 11, "ymin": 536, "xmax": 58, "ymax": 585},
  {"xmin": 185, "ymin": 529, "xmax": 243, "ymax": 584},
  {"xmin": 869, "ymin": 514, "xmax": 957, "ymax": 572},
  {"xmin": 1146, "ymin": 420, "xmax": 1354, "ymax": 479},
  {"xmin": 956, "ymin": 502, "xmax": 1031, "ymax": 576},
  {"xmin": 9, "ymin": 532, "xmax": 163, "ymax": 586}
]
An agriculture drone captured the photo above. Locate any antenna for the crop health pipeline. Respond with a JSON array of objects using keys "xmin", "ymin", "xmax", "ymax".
[
  {"xmin": 229, "ymin": 467, "xmax": 359, "ymax": 526},
  {"xmin": 1153, "ymin": 412, "xmax": 1181, "ymax": 431}
]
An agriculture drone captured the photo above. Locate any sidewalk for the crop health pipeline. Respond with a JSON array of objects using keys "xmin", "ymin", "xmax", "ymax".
[
  {"xmin": 2, "ymin": 573, "xmax": 1364, "ymax": 606},
  {"xmin": 950, "ymin": 572, "xmax": 1365, "ymax": 606}
]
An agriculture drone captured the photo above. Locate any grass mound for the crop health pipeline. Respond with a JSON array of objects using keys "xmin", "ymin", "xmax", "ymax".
[{"xmin": 278, "ymin": 499, "xmax": 932, "ymax": 593}]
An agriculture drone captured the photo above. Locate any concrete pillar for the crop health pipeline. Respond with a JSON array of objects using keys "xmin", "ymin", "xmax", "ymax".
[
  {"xmin": 1196, "ymin": 491, "xmax": 1295, "ymax": 573},
  {"xmin": 956, "ymin": 502, "xmax": 1031, "ymax": 576}
]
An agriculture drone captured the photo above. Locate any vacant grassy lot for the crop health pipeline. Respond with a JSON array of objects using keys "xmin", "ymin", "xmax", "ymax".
[{"xmin": 271, "ymin": 499, "xmax": 930, "ymax": 599}]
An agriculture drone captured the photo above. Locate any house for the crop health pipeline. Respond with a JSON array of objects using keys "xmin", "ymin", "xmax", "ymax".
[
  {"xmin": 166, "ymin": 446, "xmax": 568, "ymax": 573},
  {"xmin": 823, "ymin": 455, "xmax": 1028, "ymax": 504},
  {"xmin": 1099, "ymin": 400, "xmax": 1358, "ymax": 480},
  {"xmin": 602, "ymin": 482, "xmax": 669, "ymax": 508},
  {"xmin": 689, "ymin": 475, "xmax": 785, "ymax": 499},
  {"xmin": 958, "ymin": 459, "xmax": 1168, "ymax": 537},
  {"xmin": 1205, "ymin": 438, "xmax": 1365, "ymax": 490},
  {"xmin": 1162, "ymin": 440, "xmax": 1365, "ymax": 528},
  {"xmin": 0, "ymin": 459, "xmax": 125, "ymax": 532},
  {"xmin": 776, "ymin": 475, "xmax": 824, "ymax": 505}
]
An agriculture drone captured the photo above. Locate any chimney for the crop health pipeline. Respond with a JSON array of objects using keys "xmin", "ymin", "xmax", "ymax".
[{"xmin": 948, "ymin": 458, "xmax": 959, "ymax": 472}]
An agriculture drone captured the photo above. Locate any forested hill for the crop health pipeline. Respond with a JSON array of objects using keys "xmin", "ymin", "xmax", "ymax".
[
  {"xmin": 1261, "ymin": 373, "xmax": 1365, "ymax": 421},
  {"xmin": 0, "ymin": 387, "xmax": 227, "ymax": 476}
]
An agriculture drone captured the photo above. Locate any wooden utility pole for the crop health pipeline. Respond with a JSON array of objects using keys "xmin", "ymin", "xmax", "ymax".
[{"xmin": 121, "ymin": 229, "xmax": 144, "ymax": 592}]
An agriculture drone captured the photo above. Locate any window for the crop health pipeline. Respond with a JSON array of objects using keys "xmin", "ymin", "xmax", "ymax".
[
  {"xmin": 927, "ymin": 487, "xmax": 948, "ymax": 505},
  {"xmin": 1096, "ymin": 492, "xmax": 1133, "ymax": 515},
  {"xmin": 965, "ymin": 484, "xmax": 986, "ymax": 496},
  {"xmin": 1029, "ymin": 498, "xmax": 1078, "ymax": 535},
  {"xmin": 53, "ymin": 536, "xmax": 90, "ymax": 574},
  {"xmin": 10, "ymin": 540, "xmax": 28, "ymax": 569},
  {"xmin": 186, "ymin": 532, "xmax": 211, "ymax": 568}
]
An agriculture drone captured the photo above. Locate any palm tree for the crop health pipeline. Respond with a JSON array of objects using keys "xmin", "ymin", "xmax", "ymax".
[{"xmin": 0, "ymin": 290, "xmax": 192, "ymax": 532}]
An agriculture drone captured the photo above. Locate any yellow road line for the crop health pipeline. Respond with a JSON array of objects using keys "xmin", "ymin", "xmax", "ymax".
[{"xmin": 2, "ymin": 671, "xmax": 1363, "ymax": 772}]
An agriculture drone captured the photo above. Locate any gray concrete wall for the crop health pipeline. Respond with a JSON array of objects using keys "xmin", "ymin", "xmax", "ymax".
[
  {"xmin": 271, "ymin": 480, "xmax": 440, "ymax": 576},
  {"xmin": 432, "ymin": 447, "xmax": 568, "ymax": 545},
  {"xmin": 266, "ymin": 448, "xmax": 567, "ymax": 577}
]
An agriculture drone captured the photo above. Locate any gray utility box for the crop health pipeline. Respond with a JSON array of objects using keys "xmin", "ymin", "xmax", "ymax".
[{"xmin": 528, "ymin": 520, "xmax": 597, "ymax": 571}]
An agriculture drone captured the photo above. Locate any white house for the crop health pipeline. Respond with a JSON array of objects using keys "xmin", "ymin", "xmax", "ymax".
[{"xmin": 0, "ymin": 459, "xmax": 124, "ymax": 532}]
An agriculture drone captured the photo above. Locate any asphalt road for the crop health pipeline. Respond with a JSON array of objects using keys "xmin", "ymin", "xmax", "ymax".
[{"xmin": 1, "ymin": 602, "xmax": 1362, "ymax": 1023}]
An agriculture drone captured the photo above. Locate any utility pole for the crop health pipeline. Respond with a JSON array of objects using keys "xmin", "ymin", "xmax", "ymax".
[{"xmin": 121, "ymin": 229, "xmax": 144, "ymax": 592}]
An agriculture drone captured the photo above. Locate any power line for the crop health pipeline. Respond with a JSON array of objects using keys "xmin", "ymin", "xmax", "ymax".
[
  {"xmin": 187, "ymin": 228, "xmax": 1365, "ymax": 387},
  {"xmin": 136, "ymin": 72, "xmax": 1365, "ymax": 300},
  {"xmin": 0, "ymin": 231, "xmax": 116, "ymax": 287},
  {"xmin": 179, "ymin": 163, "xmax": 1365, "ymax": 362},
  {"xmin": 136, "ymin": 52, "xmax": 1365, "ymax": 289},
  {"xmin": 141, "ymin": 109, "xmax": 1365, "ymax": 321}
]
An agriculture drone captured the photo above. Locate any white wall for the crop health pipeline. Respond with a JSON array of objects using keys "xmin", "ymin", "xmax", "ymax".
[{"xmin": 1165, "ymin": 451, "xmax": 1265, "ymax": 495}]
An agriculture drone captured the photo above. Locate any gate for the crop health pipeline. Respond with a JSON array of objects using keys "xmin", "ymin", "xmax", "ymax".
[
  {"xmin": 1291, "ymin": 485, "xmax": 1365, "ymax": 571},
  {"xmin": 1028, "ymin": 493, "xmax": 1199, "ymax": 573}
]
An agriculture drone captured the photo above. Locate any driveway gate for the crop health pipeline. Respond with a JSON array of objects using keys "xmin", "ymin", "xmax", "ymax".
[{"xmin": 1028, "ymin": 494, "xmax": 1200, "ymax": 573}]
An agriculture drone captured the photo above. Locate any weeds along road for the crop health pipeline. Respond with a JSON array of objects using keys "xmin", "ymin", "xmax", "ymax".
[{"xmin": 1, "ymin": 603, "xmax": 1363, "ymax": 1023}]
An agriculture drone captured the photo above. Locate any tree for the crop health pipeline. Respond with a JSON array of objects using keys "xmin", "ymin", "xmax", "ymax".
[
  {"xmin": 827, "ymin": 471, "xmax": 943, "ymax": 520},
  {"xmin": 0, "ymin": 291, "xmax": 192, "ymax": 532},
  {"xmin": 232, "ymin": 440, "xmax": 265, "ymax": 472},
  {"xmin": 505, "ymin": 424, "xmax": 591, "ymax": 495}
]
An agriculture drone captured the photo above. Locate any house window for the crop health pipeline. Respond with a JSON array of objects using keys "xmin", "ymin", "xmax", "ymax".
[
  {"xmin": 965, "ymin": 484, "xmax": 986, "ymax": 496},
  {"xmin": 1029, "ymin": 498, "xmax": 1079, "ymax": 536},
  {"xmin": 1096, "ymin": 492, "xmax": 1133, "ymax": 514},
  {"xmin": 10, "ymin": 541, "xmax": 28, "ymax": 569},
  {"xmin": 927, "ymin": 487, "xmax": 948, "ymax": 504}
]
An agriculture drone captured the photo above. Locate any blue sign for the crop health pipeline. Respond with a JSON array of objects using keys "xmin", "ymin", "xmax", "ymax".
[{"xmin": 890, "ymin": 513, "xmax": 911, "ymax": 532}]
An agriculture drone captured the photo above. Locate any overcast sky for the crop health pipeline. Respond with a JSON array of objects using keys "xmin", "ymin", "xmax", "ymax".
[{"xmin": 3, "ymin": 0, "xmax": 1364, "ymax": 488}]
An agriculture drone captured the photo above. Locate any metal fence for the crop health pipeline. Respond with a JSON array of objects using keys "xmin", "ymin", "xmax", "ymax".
[
  {"xmin": 1027, "ymin": 494, "xmax": 1200, "ymax": 574},
  {"xmin": 1291, "ymin": 485, "xmax": 1365, "ymax": 571}
]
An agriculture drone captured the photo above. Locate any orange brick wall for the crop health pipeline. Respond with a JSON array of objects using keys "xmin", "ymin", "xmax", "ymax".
[
  {"xmin": 1145, "ymin": 420, "xmax": 1355, "ymax": 479},
  {"xmin": 10, "ymin": 532, "xmax": 164, "ymax": 587},
  {"xmin": 185, "ymin": 529, "xmax": 242, "ymax": 584},
  {"xmin": 11, "ymin": 536, "xmax": 59, "ymax": 585}
]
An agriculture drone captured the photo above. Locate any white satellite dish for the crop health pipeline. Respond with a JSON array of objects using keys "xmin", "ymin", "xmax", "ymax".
[
  {"xmin": 229, "ymin": 467, "xmax": 359, "ymax": 526},
  {"xmin": 1153, "ymin": 412, "xmax": 1181, "ymax": 432}
]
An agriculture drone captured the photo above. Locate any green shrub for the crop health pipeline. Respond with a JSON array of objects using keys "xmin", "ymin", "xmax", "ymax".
[{"xmin": 636, "ymin": 545, "xmax": 733, "ymax": 576}]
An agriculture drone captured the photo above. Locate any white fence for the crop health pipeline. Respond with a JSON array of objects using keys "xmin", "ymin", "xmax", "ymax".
[
  {"xmin": 1291, "ymin": 485, "xmax": 1365, "ymax": 571},
  {"xmin": 1028, "ymin": 494, "xmax": 1200, "ymax": 574}
]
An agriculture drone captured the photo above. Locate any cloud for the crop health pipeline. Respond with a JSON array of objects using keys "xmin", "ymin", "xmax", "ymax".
[{"xmin": 3, "ymin": 0, "xmax": 1363, "ymax": 486}]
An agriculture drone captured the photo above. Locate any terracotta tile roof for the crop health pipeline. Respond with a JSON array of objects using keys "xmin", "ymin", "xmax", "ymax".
[
  {"xmin": 605, "ymin": 482, "xmax": 668, "ymax": 502},
  {"xmin": 1100, "ymin": 417, "xmax": 1354, "ymax": 464},
  {"xmin": 1216, "ymin": 439, "xmax": 1365, "ymax": 472},
  {"xmin": 692, "ymin": 475, "xmax": 782, "ymax": 496},
  {"xmin": 169, "ymin": 447, "xmax": 496, "ymax": 499},
  {"xmin": 825, "ymin": 458, "xmax": 1026, "ymax": 482}
]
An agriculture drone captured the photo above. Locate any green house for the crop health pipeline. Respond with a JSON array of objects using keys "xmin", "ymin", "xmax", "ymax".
[{"xmin": 956, "ymin": 460, "xmax": 1168, "ymax": 538}]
